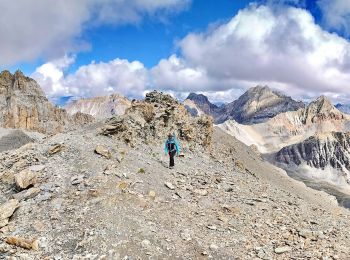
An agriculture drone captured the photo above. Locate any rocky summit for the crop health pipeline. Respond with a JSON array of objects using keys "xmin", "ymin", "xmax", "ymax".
[
  {"xmin": 0, "ymin": 70, "xmax": 93, "ymax": 134},
  {"xmin": 101, "ymin": 91, "xmax": 213, "ymax": 149}
]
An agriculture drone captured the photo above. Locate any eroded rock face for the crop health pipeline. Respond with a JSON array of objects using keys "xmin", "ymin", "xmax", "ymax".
[
  {"xmin": 275, "ymin": 132, "xmax": 350, "ymax": 172},
  {"xmin": 101, "ymin": 91, "xmax": 213, "ymax": 149},
  {"xmin": 0, "ymin": 70, "xmax": 94, "ymax": 134}
]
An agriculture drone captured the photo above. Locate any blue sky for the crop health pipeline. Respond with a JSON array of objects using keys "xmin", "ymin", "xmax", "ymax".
[{"xmin": 2, "ymin": 0, "xmax": 350, "ymax": 104}]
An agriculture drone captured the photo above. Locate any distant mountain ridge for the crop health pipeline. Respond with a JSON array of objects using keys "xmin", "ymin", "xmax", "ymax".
[
  {"xmin": 336, "ymin": 104, "xmax": 350, "ymax": 115},
  {"xmin": 184, "ymin": 86, "xmax": 305, "ymax": 124},
  {"xmin": 218, "ymin": 95, "xmax": 350, "ymax": 153},
  {"xmin": 65, "ymin": 94, "xmax": 131, "ymax": 119}
]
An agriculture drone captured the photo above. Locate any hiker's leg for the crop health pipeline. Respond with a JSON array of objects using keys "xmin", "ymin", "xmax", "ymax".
[{"xmin": 170, "ymin": 151, "xmax": 175, "ymax": 167}]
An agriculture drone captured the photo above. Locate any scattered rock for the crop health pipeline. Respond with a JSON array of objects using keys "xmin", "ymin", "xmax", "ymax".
[
  {"xmin": 164, "ymin": 182, "xmax": 175, "ymax": 190},
  {"xmin": 95, "ymin": 145, "xmax": 112, "ymax": 159},
  {"xmin": 13, "ymin": 187, "xmax": 41, "ymax": 201},
  {"xmin": 15, "ymin": 169, "xmax": 38, "ymax": 189},
  {"xmin": 48, "ymin": 144, "xmax": 65, "ymax": 155},
  {"xmin": 148, "ymin": 190, "xmax": 156, "ymax": 199},
  {"xmin": 209, "ymin": 244, "xmax": 219, "ymax": 251},
  {"xmin": 5, "ymin": 236, "xmax": 39, "ymax": 250},
  {"xmin": 274, "ymin": 246, "xmax": 291, "ymax": 254},
  {"xmin": 0, "ymin": 199, "xmax": 20, "ymax": 228}
]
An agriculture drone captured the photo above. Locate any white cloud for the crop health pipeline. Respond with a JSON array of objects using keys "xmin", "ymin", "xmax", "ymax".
[
  {"xmin": 150, "ymin": 4, "xmax": 350, "ymax": 101},
  {"xmin": 0, "ymin": 0, "xmax": 191, "ymax": 66},
  {"xmin": 318, "ymin": 0, "xmax": 350, "ymax": 35},
  {"xmin": 31, "ymin": 4, "xmax": 350, "ymax": 104},
  {"xmin": 32, "ymin": 57, "xmax": 149, "ymax": 99}
]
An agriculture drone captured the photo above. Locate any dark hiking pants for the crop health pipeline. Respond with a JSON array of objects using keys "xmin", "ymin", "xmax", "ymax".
[{"xmin": 169, "ymin": 150, "xmax": 176, "ymax": 167}]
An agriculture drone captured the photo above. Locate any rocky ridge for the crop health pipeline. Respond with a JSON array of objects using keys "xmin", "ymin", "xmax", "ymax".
[
  {"xmin": 101, "ymin": 91, "xmax": 213, "ymax": 150},
  {"xmin": 219, "ymin": 95, "xmax": 350, "ymax": 153},
  {"xmin": 1, "ymin": 119, "xmax": 350, "ymax": 259},
  {"xmin": 0, "ymin": 70, "xmax": 93, "ymax": 134},
  {"xmin": 65, "ymin": 94, "xmax": 131, "ymax": 119}
]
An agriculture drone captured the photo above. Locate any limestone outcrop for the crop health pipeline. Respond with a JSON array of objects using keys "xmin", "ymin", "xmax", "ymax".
[{"xmin": 101, "ymin": 91, "xmax": 213, "ymax": 149}]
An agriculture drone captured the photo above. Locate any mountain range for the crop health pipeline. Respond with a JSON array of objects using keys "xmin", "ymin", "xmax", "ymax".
[
  {"xmin": 1, "ymin": 70, "xmax": 350, "ymax": 258},
  {"xmin": 185, "ymin": 86, "xmax": 305, "ymax": 124}
]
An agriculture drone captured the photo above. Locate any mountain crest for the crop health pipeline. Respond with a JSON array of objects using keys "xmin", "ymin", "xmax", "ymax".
[{"xmin": 302, "ymin": 95, "xmax": 344, "ymax": 124}]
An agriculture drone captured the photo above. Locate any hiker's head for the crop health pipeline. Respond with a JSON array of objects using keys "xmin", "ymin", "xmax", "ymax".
[{"xmin": 168, "ymin": 133, "xmax": 174, "ymax": 139}]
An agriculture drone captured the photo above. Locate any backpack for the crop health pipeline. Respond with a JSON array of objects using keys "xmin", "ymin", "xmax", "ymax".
[{"xmin": 167, "ymin": 140, "xmax": 176, "ymax": 153}]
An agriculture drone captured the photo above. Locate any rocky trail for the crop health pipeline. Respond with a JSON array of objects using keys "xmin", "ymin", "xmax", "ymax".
[
  {"xmin": 1, "ymin": 91, "xmax": 350, "ymax": 260},
  {"xmin": 1, "ymin": 124, "xmax": 350, "ymax": 259}
]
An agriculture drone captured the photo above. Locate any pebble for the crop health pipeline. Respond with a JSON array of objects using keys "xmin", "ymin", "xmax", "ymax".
[
  {"xmin": 164, "ymin": 182, "xmax": 175, "ymax": 190},
  {"xmin": 274, "ymin": 246, "xmax": 291, "ymax": 254}
]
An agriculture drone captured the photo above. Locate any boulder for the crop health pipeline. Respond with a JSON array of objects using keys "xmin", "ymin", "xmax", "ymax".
[
  {"xmin": 0, "ymin": 199, "xmax": 19, "ymax": 228},
  {"xmin": 15, "ymin": 169, "xmax": 38, "ymax": 189},
  {"xmin": 5, "ymin": 236, "xmax": 39, "ymax": 250},
  {"xmin": 94, "ymin": 145, "xmax": 112, "ymax": 159}
]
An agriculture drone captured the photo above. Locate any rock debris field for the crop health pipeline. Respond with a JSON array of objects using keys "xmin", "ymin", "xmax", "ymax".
[{"xmin": 1, "ymin": 125, "xmax": 350, "ymax": 259}]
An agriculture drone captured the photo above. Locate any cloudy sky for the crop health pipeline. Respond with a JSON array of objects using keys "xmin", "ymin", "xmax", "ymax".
[{"xmin": 2, "ymin": 0, "xmax": 350, "ymax": 104}]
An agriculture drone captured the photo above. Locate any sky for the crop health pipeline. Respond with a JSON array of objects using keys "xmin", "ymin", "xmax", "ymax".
[{"xmin": 2, "ymin": 0, "xmax": 350, "ymax": 105}]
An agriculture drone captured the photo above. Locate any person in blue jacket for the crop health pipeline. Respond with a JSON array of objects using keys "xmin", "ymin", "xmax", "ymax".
[{"xmin": 164, "ymin": 133, "xmax": 181, "ymax": 169}]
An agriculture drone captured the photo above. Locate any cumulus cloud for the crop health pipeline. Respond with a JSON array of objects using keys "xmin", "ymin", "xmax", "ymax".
[
  {"xmin": 0, "ymin": 0, "xmax": 191, "ymax": 66},
  {"xmin": 32, "ymin": 57, "xmax": 149, "ymax": 99},
  {"xmin": 150, "ymin": 4, "xmax": 350, "ymax": 101},
  {"xmin": 31, "ymin": 4, "xmax": 350, "ymax": 104},
  {"xmin": 318, "ymin": 0, "xmax": 350, "ymax": 35}
]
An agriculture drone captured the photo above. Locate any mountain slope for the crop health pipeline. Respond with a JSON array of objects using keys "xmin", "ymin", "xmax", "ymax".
[
  {"xmin": 1, "ymin": 92, "xmax": 350, "ymax": 258},
  {"xmin": 216, "ymin": 86, "xmax": 305, "ymax": 124},
  {"xmin": 65, "ymin": 94, "xmax": 131, "ymax": 119},
  {"xmin": 218, "ymin": 96, "xmax": 350, "ymax": 153},
  {"xmin": 0, "ymin": 70, "xmax": 93, "ymax": 134}
]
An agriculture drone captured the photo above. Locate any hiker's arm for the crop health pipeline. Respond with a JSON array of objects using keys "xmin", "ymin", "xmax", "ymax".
[
  {"xmin": 175, "ymin": 140, "xmax": 181, "ymax": 155},
  {"xmin": 164, "ymin": 141, "xmax": 168, "ymax": 154}
]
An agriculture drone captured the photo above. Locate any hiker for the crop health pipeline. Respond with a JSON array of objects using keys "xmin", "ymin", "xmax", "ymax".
[{"xmin": 164, "ymin": 133, "xmax": 181, "ymax": 169}]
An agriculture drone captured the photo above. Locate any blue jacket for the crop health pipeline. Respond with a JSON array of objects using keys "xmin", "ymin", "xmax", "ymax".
[{"xmin": 164, "ymin": 137, "xmax": 181, "ymax": 154}]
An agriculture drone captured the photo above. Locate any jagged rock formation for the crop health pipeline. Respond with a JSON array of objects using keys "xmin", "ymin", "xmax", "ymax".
[
  {"xmin": 336, "ymin": 103, "xmax": 350, "ymax": 115},
  {"xmin": 0, "ymin": 70, "xmax": 93, "ymax": 134},
  {"xmin": 101, "ymin": 91, "xmax": 213, "ymax": 149},
  {"xmin": 216, "ymin": 86, "xmax": 304, "ymax": 124},
  {"xmin": 218, "ymin": 95, "xmax": 350, "ymax": 153},
  {"xmin": 65, "ymin": 94, "xmax": 131, "ymax": 119},
  {"xmin": 275, "ymin": 132, "xmax": 350, "ymax": 183}
]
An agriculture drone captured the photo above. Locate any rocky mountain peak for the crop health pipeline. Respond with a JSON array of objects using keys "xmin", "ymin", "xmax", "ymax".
[
  {"xmin": 302, "ymin": 95, "xmax": 344, "ymax": 124},
  {"xmin": 184, "ymin": 92, "xmax": 219, "ymax": 117},
  {"xmin": 186, "ymin": 93, "xmax": 218, "ymax": 108},
  {"xmin": 101, "ymin": 91, "xmax": 213, "ymax": 149},
  {"xmin": 216, "ymin": 85, "xmax": 304, "ymax": 124},
  {"xmin": 0, "ymin": 70, "xmax": 93, "ymax": 133}
]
